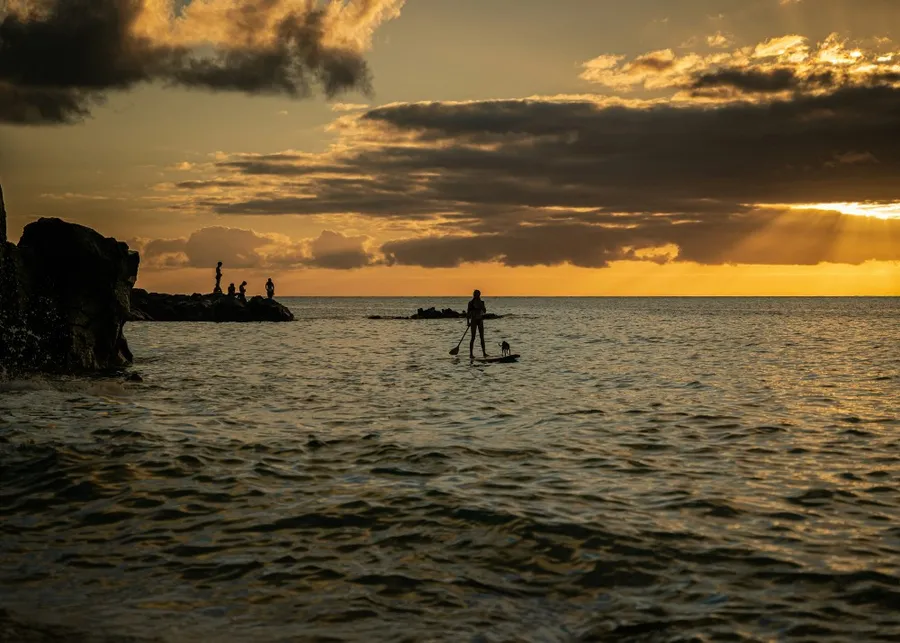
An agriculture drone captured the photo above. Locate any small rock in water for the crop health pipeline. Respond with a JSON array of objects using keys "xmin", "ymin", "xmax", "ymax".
[{"xmin": 125, "ymin": 372, "xmax": 143, "ymax": 383}]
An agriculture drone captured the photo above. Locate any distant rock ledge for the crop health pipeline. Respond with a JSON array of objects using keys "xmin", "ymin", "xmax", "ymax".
[
  {"xmin": 369, "ymin": 306, "xmax": 503, "ymax": 320},
  {"xmin": 130, "ymin": 289, "xmax": 295, "ymax": 322}
]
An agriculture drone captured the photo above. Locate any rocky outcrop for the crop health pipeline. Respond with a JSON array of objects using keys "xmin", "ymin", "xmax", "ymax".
[
  {"xmin": 1, "ymin": 185, "xmax": 139, "ymax": 374},
  {"xmin": 130, "ymin": 289, "xmax": 295, "ymax": 322},
  {"xmin": 369, "ymin": 307, "xmax": 503, "ymax": 320},
  {"xmin": 0, "ymin": 206, "xmax": 139, "ymax": 374}
]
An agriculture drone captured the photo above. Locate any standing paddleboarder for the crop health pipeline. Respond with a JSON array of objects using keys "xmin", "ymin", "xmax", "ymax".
[{"xmin": 467, "ymin": 289, "xmax": 488, "ymax": 359}]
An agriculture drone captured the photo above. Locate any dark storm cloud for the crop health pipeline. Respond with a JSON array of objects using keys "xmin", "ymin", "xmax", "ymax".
[
  {"xmin": 691, "ymin": 68, "xmax": 805, "ymax": 93},
  {"xmin": 354, "ymin": 87, "xmax": 900, "ymax": 205},
  {"xmin": 217, "ymin": 160, "xmax": 359, "ymax": 177},
  {"xmin": 167, "ymin": 10, "xmax": 371, "ymax": 97},
  {"xmin": 189, "ymin": 83, "xmax": 900, "ymax": 268},
  {"xmin": 0, "ymin": 83, "xmax": 100, "ymax": 125},
  {"xmin": 213, "ymin": 86, "xmax": 900, "ymax": 211},
  {"xmin": 687, "ymin": 67, "xmax": 900, "ymax": 96},
  {"xmin": 629, "ymin": 51, "xmax": 677, "ymax": 73},
  {"xmin": 174, "ymin": 180, "xmax": 245, "ymax": 190},
  {"xmin": 0, "ymin": 0, "xmax": 374, "ymax": 125}
]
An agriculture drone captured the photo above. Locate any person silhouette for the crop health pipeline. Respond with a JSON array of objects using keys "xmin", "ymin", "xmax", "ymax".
[
  {"xmin": 265, "ymin": 278, "xmax": 275, "ymax": 300},
  {"xmin": 467, "ymin": 289, "xmax": 488, "ymax": 359},
  {"xmin": 214, "ymin": 261, "xmax": 223, "ymax": 294},
  {"xmin": 227, "ymin": 282, "xmax": 236, "ymax": 297},
  {"xmin": 239, "ymin": 281, "xmax": 247, "ymax": 303}
]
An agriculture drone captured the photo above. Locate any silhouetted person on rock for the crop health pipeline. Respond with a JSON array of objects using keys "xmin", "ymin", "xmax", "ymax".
[
  {"xmin": 227, "ymin": 283, "xmax": 236, "ymax": 297},
  {"xmin": 214, "ymin": 261, "xmax": 223, "ymax": 294},
  {"xmin": 266, "ymin": 278, "xmax": 275, "ymax": 300},
  {"xmin": 239, "ymin": 281, "xmax": 247, "ymax": 303},
  {"xmin": 467, "ymin": 289, "xmax": 488, "ymax": 359}
]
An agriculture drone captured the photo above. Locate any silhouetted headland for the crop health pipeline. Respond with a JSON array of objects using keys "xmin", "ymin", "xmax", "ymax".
[
  {"xmin": 369, "ymin": 306, "xmax": 503, "ymax": 320},
  {"xmin": 130, "ymin": 289, "xmax": 294, "ymax": 322},
  {"xmin": 0, "ymin": 186, "xmax": 139, "ymax": 375}
]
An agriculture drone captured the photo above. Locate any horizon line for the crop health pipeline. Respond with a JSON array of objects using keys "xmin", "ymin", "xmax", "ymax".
[{"xmin": 222, "ymin": 294, "xmax": 900, "ymax": 298}]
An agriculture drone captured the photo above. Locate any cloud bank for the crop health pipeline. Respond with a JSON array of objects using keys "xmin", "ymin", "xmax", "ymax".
[
  {"xmin": 26, "ymin": 22, "xmax": 897, "ymax": 272},
  {"xmin": 133, "ymin": 225, "xmax": 378, "ymax": 271},
  {"xmin": 0, "ymin": 0, "xmax": 404, "ymax": 124},
  {"xmin": 152, "ymin": 29, "xmax": 900, "ymax": 269}
]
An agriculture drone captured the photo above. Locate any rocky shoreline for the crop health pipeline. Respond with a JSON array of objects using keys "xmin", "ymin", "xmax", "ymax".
[
  {"xmin": 130, "ymin": 289, "xmax": 295, "ymax": 322},
  {"xmin": 0, "ymin": 183, "xmax": 296, "ymax": 377}
]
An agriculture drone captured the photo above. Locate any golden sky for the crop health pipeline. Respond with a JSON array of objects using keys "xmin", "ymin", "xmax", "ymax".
[{"xmin": 1, "ymin": 0, "xmax": 898, "ymax": 295}]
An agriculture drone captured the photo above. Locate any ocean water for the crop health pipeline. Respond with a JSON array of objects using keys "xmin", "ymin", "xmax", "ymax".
[{"xmin": 1, "ymin": 297, "xmax": 899, "ymax": 642}]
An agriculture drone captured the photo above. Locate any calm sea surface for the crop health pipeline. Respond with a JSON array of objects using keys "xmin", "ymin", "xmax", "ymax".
[{"xmin": 2, "ymin": 297, "xmax": 899, "ymax": 642}]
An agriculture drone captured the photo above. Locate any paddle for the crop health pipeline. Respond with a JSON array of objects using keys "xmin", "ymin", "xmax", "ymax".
[{"xmin": 449, "ymin": 322, "xmax": 470, "ymax": 356}]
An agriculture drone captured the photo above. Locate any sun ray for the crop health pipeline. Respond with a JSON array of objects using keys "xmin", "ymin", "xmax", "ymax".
[{"xmin": 786, "ymin": 202, "xmax": 900, "ymax": 220}]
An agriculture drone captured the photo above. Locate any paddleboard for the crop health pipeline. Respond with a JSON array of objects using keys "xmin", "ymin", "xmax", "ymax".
[{"xmin": 471, "ymin": 354, "xmax": 520, "ymax": 363}]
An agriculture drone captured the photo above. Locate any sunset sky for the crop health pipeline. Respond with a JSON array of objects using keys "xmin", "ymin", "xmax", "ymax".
[{"xmin": 1, "ymin": 0, "xmax": 898, "ymax": 295}]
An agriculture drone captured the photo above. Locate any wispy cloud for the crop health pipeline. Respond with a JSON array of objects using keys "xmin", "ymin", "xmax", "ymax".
[{"xmin": 331, "ymin": 102, "xmax": 372, "ymax": 112}]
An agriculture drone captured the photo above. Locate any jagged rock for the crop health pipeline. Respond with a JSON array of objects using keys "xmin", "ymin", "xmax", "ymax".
[
  {"xmin": 130, "ymin": 289, "xmax": 295, "ymax": 322},
  {"xmin": 368, "ymin": 306, "xmax": 502, "ymax": 320},
  {"xmin": 1, "ymin": 216, "xmax": 139, "ymax": 374}
]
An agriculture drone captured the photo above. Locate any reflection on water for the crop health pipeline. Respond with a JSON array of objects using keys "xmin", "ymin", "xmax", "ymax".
[{"xmin": 1, "ymin": 298, "xmax": 899, "ymax": 642}]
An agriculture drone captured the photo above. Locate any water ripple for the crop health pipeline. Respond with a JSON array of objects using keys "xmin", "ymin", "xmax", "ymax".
[{"xmin": 1, "ymin": 297, "xmax": 899, "ymax": 642}]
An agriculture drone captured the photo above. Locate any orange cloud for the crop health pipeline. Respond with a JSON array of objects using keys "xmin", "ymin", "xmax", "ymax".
[{"xmin": 580, "ymin": 32, "xmax": 900, "ymax": 103}]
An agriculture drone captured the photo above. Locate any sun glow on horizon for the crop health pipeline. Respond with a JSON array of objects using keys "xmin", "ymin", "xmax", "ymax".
[{"xmin": 788, "ymin": 202, "xmax": 900, "ymax": 220}]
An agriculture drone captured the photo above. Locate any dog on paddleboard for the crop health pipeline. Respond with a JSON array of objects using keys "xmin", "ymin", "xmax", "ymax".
[{"xmin": 499, "ymin": 341, "xmax": 511, "ymax": 357}]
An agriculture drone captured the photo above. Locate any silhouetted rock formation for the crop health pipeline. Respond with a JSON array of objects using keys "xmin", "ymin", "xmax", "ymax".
[
  {"xmin": 368, "ymin": 306, "xmax": 502, "ymax": 320},
  {"xmin": 0, "ymin": 186, "xmax": 17, "ymax": 369},
  {"xmin": 130, "ymin": 289, "xmax": 295, "ymax": 322},
  {"xmin": 0, "ymin": 193, "xmax": 139, "ymax": 374}
]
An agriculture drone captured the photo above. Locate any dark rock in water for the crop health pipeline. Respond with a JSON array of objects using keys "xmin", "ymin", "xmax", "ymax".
[
  {"xmin": 17, "ymin": 218, "xmax": 139, "ymax": 371},
  {"xmin": 413, "ymin": 307, "xmax": 464, "ymax": 319},
  {"xmin": 125, "ymin": 372, "xmax": 143, "ymax": 383},
  {"xmin": 0, "ymin": 188, "xmax": 139, "ymax": 374},
  {"xmin": 130, "ymin": 289, "xmax": 295, "ymax": 322},
  {"xmin": 368, "ymin": 306, "xmax": 502, "ymax": 320}
]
